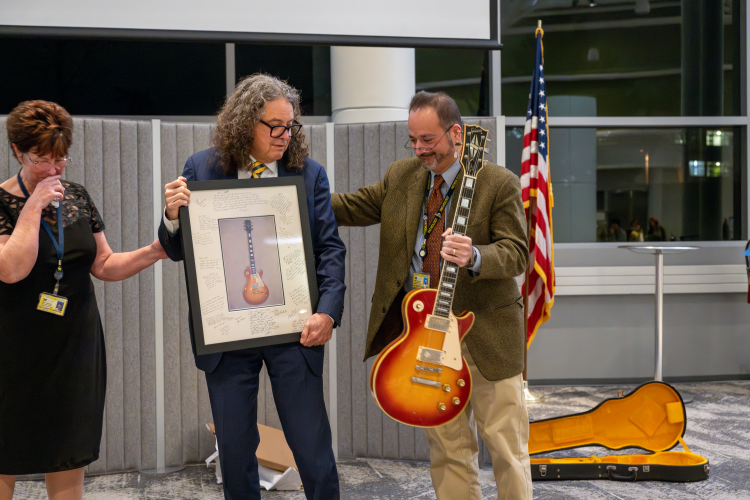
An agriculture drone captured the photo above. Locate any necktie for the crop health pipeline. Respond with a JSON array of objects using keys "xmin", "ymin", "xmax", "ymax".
[
  {"xmin": 423, "ymin": 175, "xmax": 444, "ymax": 285},
  {"xmin": 250, "ymin": 161, "xmax": 267, "ymax": 178}
]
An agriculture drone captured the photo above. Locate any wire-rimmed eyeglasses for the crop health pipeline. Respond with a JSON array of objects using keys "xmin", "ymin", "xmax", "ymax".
[
  {"xmin": 23, "ymin": 152, "xmax": 71, "ymax": 171},
  {"xmin": 259, "ymin": 120, "xmax": 303, "ymax": 138},
  {"xmin": 403, "ymin": 127, "xmax": 453, "ymax": 153}
]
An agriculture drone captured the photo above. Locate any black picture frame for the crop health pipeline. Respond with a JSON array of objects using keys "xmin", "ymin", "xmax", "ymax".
[{"xmin": 179, "ymin": 176, "xmax": 319, "ymax": 355}]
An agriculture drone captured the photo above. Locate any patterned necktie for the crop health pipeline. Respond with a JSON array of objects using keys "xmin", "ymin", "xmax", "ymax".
[
  {"xmin": 423, "ymin": 175, "xmax": 444, "ymax": 286},
  {"xmin": 250, "ymin": 161, "xmax": 267, "ymax": 178}
]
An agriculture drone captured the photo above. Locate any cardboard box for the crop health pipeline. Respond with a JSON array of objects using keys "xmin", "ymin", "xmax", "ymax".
[{"xmin": 206, "ymin": 422, "xmax": 297, "ymax": 473}]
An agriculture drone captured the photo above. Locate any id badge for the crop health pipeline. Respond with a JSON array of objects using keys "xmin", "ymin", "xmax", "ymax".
[
  {"xmin": 37, "ymin": 293, "xmax": 68, "ymax": 316},
  {"xmin": 413, "ymin": 273, "xmax": 430, "ymax": 290}
]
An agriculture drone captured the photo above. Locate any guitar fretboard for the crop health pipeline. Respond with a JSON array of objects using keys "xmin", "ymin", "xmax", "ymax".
[
  {"xmin": 432, "ymin": 125, "xmax": 488, "ymax": 320},
  {"xmin": 432, "ymin": 176, "xmax": 476, "ymax": 319},
  {"xmin": 244, "ymin": 221, "xmax": 257, "ymax": 275}
]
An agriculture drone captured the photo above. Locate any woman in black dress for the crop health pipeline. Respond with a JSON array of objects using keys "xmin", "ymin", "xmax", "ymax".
[{"xmin": 0, "ymin": 101, "xmax": 167, "ymax": 500}]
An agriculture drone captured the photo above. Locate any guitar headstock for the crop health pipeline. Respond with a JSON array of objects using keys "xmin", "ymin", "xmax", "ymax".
[
  {"xmin": 459, "ymin": 124, "xmax": 489, "ymax": 178},
  {"xmin": 244, "ymin": 220, "xmax": 253, "ymax": 233}
]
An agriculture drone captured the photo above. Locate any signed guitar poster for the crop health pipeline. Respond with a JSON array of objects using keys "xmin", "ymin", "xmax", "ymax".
[{"xmin": 179, "ymin": 177, "xmax": 318, "ymax": 354}]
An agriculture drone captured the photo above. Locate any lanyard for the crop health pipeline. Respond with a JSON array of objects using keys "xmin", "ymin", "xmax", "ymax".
[
  {"xmin": 419, "ymin": 173, "xmax": 459, "ymax": 260},
  {"xmin": 17, "ymin": 170, "xmax": 65, "ymax": 292}
]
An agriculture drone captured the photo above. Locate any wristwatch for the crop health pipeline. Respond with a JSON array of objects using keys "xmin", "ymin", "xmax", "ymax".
[{"xmin": 466, "ymin": 247, "xmax": 477, "ymax": 268}]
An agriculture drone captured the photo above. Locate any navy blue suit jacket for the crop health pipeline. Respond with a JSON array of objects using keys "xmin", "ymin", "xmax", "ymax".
[{"xmin": 158, "ymin": 148, "xmax": 346, "ymax": 375}]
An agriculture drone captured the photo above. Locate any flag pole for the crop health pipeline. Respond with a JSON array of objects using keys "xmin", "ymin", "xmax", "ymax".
[{"xmin": 523, "ymin": 19, "xmax": 545, "ymax": 404}]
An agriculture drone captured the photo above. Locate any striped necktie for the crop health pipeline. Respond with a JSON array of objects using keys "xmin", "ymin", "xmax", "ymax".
[
  {"xmin": 250, "ymin": 161, "xmax": 267, "ymax": 178},
  {"xmin": 423, "ymin": 175, "xmax": 445, "ymax": 285}
]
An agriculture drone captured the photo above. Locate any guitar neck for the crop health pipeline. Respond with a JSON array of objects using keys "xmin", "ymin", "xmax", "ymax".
[
  {"xmin": 247, "ymin": 231, "xmax": 257, "ymax": 274},
  {"xmin": 431, "ymin": 123, "xmax": 488, "ymax": 320},
  {"xmin": 432, "ymin": 174, "xmax": 477, "ymax": 319}
]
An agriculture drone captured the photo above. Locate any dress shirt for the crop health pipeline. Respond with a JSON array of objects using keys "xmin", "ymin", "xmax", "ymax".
[{"xmin": 405, "ymin": 158, "xmax": 482, "ymax": 292}]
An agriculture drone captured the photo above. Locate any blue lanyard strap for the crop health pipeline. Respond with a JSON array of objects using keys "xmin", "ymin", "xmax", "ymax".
[
  {"xmin": 419, "ymin": 173, "xmax": 459, "ymax": 259},
  {"xmin": 16, "ymin": 170, "xmax": 64, "ymax": 264}
]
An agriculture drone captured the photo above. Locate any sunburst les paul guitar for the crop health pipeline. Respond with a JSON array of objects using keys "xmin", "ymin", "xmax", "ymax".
[
  {"xmin": 242, "ymin": 220, "xmax": 270, "ymax": 305},
  {"xmin": 369, "ymin": 124, "xmax": 490, "ymax": 427}
]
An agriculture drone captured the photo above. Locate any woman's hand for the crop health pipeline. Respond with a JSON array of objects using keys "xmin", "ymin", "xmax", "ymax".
[
  {"xmin": 24, "ymin": 175, "xmax": 65, "ymax": 213},
  {"xmin": 164, "ymin": 176, "xmax": 191, "ymax": 221}
]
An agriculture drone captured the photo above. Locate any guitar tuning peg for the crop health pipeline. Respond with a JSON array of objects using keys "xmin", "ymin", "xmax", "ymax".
[
  {"xmin": 484, "ymin": 148, "xmax": 491, "ymax": 154},
  {"xmin": 486, "ymin": 138, "xmax": 492, "ymax": 142},
  {"xmin": 483, "ymin": 160, "xmax": 489, "ymax": 165}
]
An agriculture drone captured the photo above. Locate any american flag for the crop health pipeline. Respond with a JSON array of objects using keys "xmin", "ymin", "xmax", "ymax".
[{"xmin": 520, "ymin": 26, "xmax": 555, "ymax": 348}]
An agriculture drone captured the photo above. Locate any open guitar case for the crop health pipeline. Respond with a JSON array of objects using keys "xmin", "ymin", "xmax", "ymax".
[{"xmin": 529, "ymin": 381, "xmax": 709, "ymax": 482}]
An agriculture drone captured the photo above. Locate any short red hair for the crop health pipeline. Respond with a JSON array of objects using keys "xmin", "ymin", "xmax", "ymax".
[{"xmin": 6, "ymin": 100, "xmax": 73, "ymax": 160}]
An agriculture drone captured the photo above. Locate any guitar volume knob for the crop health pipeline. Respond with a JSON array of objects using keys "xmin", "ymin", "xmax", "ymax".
[
  {"xmin": 452, "ymin": 397, "xmax": 460, "ymax": 406},
  {"xmin": 457, "ymin": 379, "xmax": 466, "ymax": 387},
  {"xmin": 442, "ymin": 384, "xmax": 451, "ymax": 392},
  {"xmin": 437, "ymin": 402, "xmax": 446, "ymax": 411}
]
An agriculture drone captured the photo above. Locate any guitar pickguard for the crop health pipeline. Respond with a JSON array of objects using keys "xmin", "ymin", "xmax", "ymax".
[{"xmin": 439, "ymin": 315, "xmax": 462, "ymax": 371}]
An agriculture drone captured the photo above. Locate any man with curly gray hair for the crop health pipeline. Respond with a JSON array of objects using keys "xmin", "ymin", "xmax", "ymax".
[{"xmin": 158, "ymin": 73, "xmax": 346, "ymax": 500}]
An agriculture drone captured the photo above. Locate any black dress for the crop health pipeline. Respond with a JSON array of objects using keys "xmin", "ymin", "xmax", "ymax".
[{"xmin": 0, "ymin": 181, "xmax": 106, "ymax": 474}]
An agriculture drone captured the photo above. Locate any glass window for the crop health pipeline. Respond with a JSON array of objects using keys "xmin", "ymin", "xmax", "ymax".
[
  {"xmin": 505, "ymin": 127, "xmax": 743, "ymax": 242},
  {"xmin": 500, "ymin": 1, "xmax": 742, "ymax": 116},
  {"xmin": 416, "ymin": 49, "xmax": 489, "ymax": 116},
  {"xmin": 235, "ymin": 44, "xmax": 330, "ymax": 116},
  {"xmin": 0, "ymin": 38, "xmax": 226, "ymax": 116}
]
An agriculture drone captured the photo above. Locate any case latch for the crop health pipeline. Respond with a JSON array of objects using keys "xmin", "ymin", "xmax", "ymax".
[{"xmin": 539, "ymin": 464, "xmax": 547, "ymax": 477}]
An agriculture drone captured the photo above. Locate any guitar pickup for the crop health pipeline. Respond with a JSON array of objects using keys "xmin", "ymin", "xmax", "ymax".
[
  {"xmin": 426, "ymin": 315, "xmax": 450, "ymax": 333},
  {"xmin": 411, "ymin": 377, "xmax": 441, "ymax": 388},
  {"xmin": 417, "ymin": 347, "xmax": 444, "ymax": 365}
]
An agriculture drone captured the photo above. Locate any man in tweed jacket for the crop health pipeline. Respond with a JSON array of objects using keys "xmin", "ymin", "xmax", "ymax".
[{"xmin": 331, "ymin": 91, "xmax": 532, "ymax": 500}]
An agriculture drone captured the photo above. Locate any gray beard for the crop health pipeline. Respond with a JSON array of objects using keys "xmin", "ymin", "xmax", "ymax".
[{"xmin": 418, "ymin": 151, "xmax": 451, "ymax": 172}]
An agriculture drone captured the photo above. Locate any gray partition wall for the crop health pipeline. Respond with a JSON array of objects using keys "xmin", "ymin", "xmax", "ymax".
[{"xmin": 159, "ymin": 123, "xmax": 215, "ymax": 466}]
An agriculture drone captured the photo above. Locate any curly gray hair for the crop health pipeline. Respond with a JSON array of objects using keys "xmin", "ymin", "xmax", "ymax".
[{"xmin": 213, "ymin": 73, "xmax": 308, "ymax": 174}]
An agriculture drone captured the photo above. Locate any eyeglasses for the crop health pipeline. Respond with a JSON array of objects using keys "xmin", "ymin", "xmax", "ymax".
[
  {"xmin": 23, "ymin": 152, "xmax": 71, "ymax": 171},
  {"xmin": 259, "ymin": 120, "xmax": 303, "ymax": 138},
  {"xmin": 404, "ymin": 127, "xmax": 453, "ymax": 153}
]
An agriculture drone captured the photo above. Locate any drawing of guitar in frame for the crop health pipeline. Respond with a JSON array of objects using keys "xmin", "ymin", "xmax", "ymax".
[{"xmin": 242, "ymin": 219, "xmax": 270, "ymax": 305}]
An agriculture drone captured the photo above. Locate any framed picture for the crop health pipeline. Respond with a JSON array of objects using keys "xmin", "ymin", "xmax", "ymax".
[{"xmin": 179, "ymin": 177, "xmax": 318, "ymax": 355}]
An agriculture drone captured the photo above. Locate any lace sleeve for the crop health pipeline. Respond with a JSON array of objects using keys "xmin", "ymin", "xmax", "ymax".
[
  {"xmin": 80, "ymin": 186, "xmax": 106, "ymax": 233},
  {"xmin": 0, "ymin": 211, "xmax": 14, "ymax": 236},
  {"xmin": 0, "ymin": 196, "xmax": 18, "ymax": 236}
]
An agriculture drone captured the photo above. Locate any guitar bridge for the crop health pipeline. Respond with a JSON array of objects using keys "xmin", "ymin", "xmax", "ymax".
[
  {"xmin": 417, "ymin": 347, "xmax": 444, "ymax": 365},
  {"xmin": 411, "ymin": 377, "xmax": 441, "ymax": 388},
  {"xmin": 416, "ymin": 365, "xmax": 443, "ymax": 374}
]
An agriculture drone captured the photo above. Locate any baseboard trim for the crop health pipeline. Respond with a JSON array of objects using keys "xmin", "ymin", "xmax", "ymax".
[{"xmin": 528, "ymin": 374, "xmax": 750, "ymax": 386}]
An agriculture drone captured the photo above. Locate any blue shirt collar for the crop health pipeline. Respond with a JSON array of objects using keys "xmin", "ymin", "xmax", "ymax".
[{"xmin": 431, "ymin": 157, "xmax": 461, "ymax": 188}]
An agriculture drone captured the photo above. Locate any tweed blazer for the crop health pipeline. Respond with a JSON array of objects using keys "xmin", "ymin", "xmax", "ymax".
[{"xmin": 331, "ymin": 157, "xmax": 529, "ymax": 381}]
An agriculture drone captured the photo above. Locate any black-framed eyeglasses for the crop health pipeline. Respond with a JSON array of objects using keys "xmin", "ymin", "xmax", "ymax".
[
  {"xmin": 403, "ymin": 127, "xmax": 454, "ymax": 153},
  {"xmin": 259, "ymin": 120, "xmax": 303, "ymax": 138},
  {"xmin": 23, "ymin": 152, "xmax": 71, "ymax": 171}
]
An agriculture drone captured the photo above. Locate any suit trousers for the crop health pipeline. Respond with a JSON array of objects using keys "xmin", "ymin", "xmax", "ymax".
[
  {"xmin": 423, "ymin": 345, "xmax": 532, "ymax": 500},
  {"xmin": 205, "ymin": 343, "xmax": 339, "ymax": 500}
]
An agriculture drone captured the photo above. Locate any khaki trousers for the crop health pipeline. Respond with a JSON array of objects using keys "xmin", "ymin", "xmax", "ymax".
[{"xmin": 423, "ymin": 345, "xmax": 532, "ymax": 500}]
